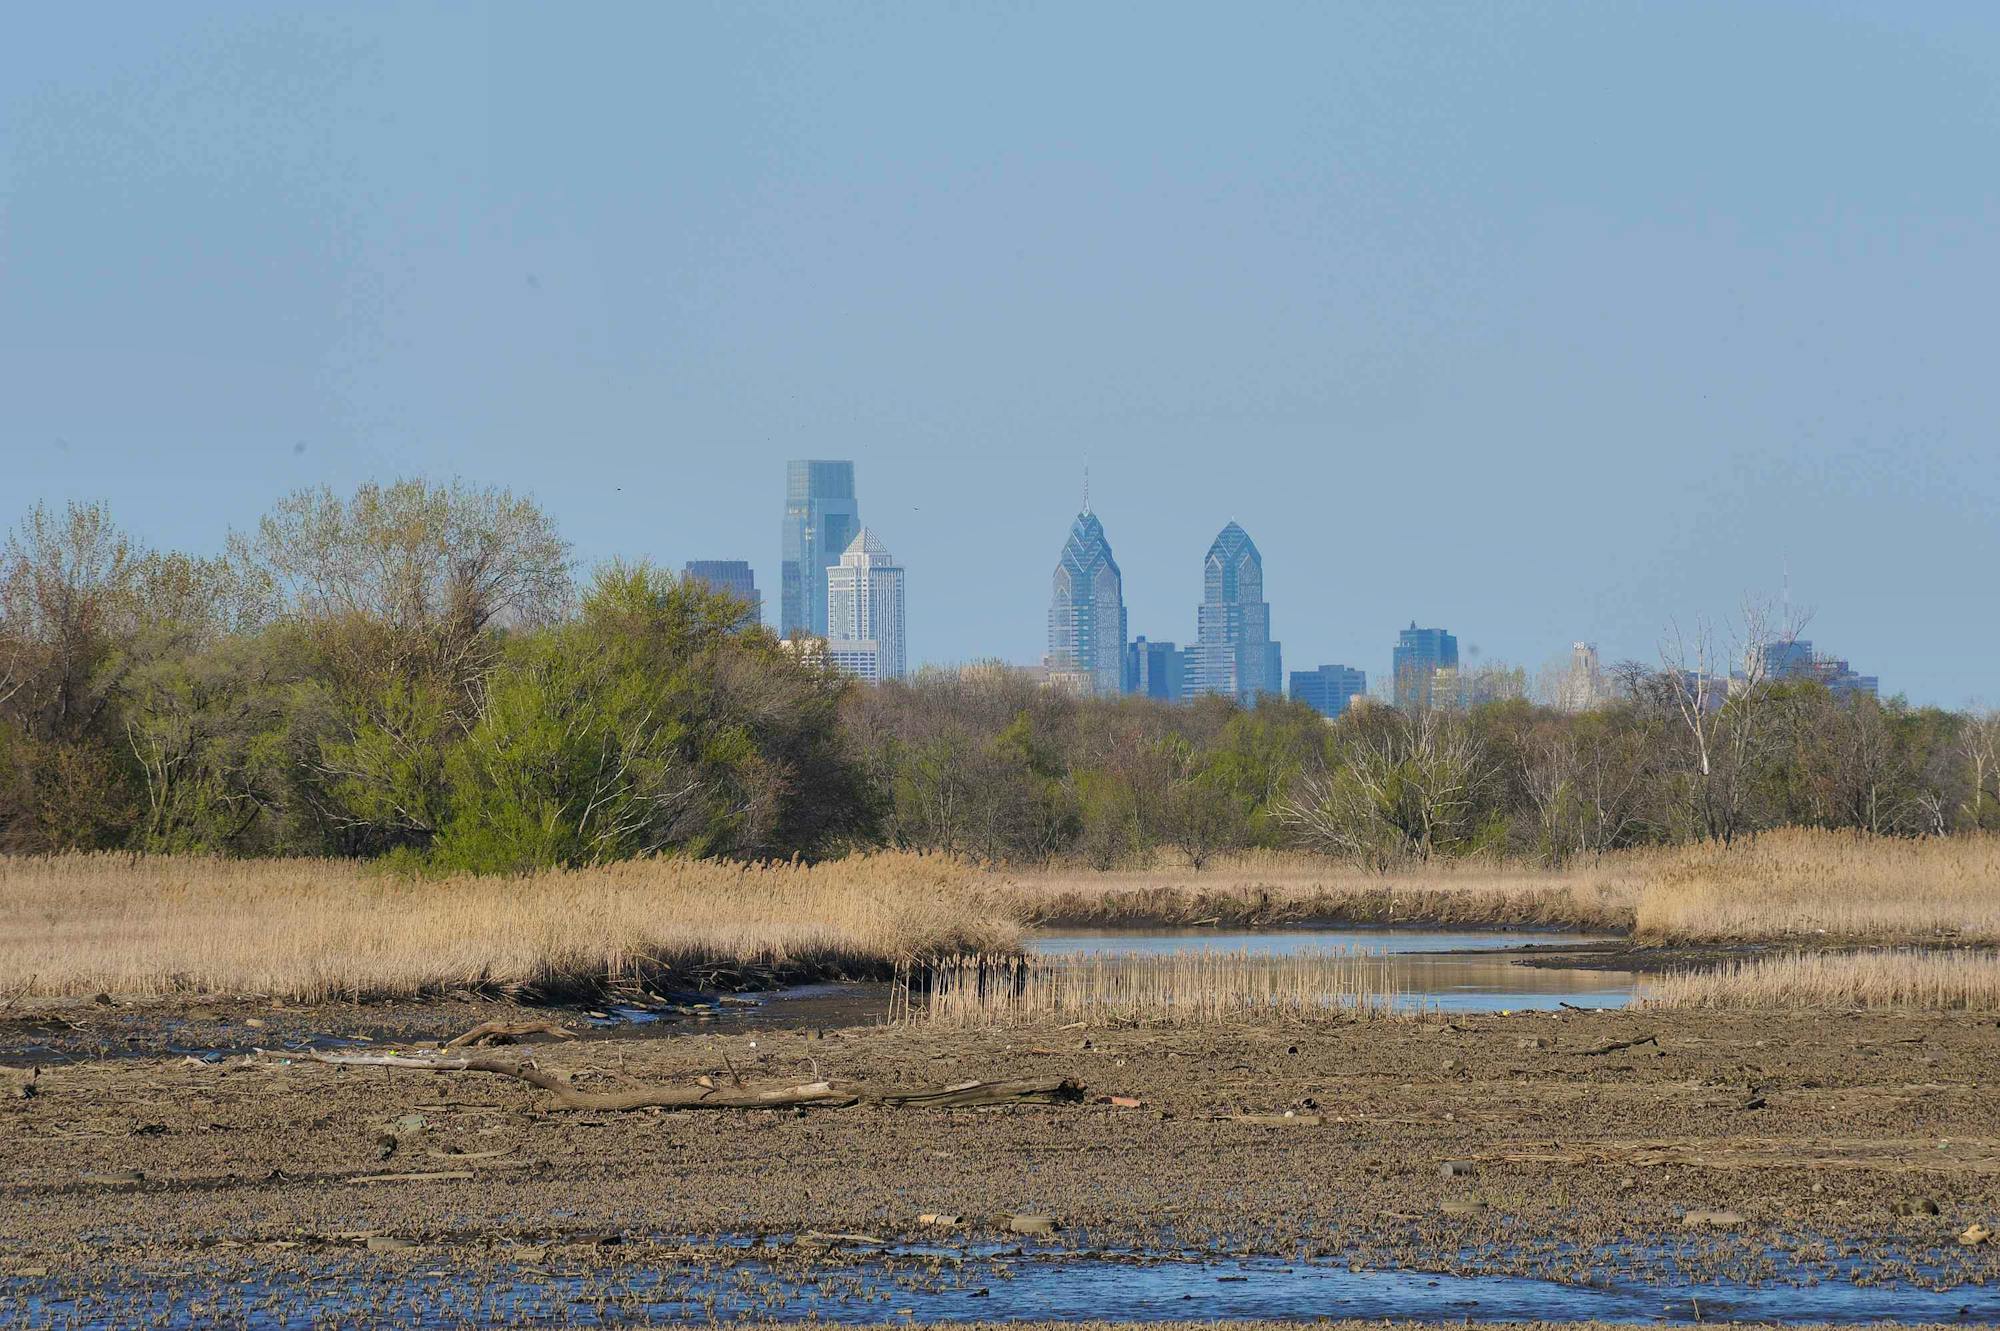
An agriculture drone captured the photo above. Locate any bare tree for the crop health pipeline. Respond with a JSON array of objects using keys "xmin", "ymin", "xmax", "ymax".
[
  {"xmin": 1280, "ymin": 709, "xmax": 1494, "ymax": 868},
  {"xmin": 1960, "ymin": 710, "xmax": 2000, "ymax": 831},
  {"xmin": 1655, "ymin": 596, "xmax": 1807, "ymax": 845}
]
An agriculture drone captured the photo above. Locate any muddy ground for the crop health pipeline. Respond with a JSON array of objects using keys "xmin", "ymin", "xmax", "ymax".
[{"xmin": 3, "ymin": 991, "xmax": 1998, "ymax": 1303}]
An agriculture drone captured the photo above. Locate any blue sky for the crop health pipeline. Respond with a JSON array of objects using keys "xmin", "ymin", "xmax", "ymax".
[{"xmin": 3, "ymin": 3, "xmax": 1996, "ymax": 703}]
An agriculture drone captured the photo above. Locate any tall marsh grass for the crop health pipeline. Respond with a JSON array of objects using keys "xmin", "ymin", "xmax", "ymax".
[
  {"xmin": 914, "ymin": 949, "xmax": 1414, "ymax": 1027},
  {"xmin": 0, "ymin": 851, "xmax": 1016, "ymax": 1002},
  {"xmin": 1641, "ymin": 949, "xmax": 2000, "ymax": 1012},
  {"xmin": 1631, "ymin": 831, "xmax": 2000, "ymax": 945}
]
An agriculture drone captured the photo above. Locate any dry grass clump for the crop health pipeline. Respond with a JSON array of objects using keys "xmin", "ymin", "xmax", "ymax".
[
  {"xmin": 990, "ymin": 848, "xmax": 1642, "ymax": 933},
  {"xmin": 1642, "ymin": 949, "xmax": 2000, "ymax": 1012},
  {"xmin": 915, "ymin": 949, "xmax": 1413, "ymax": 1027},
  {"xmin": 1633, "ymin": 830, "xmax": 2000, "ymax": 945},
  {"xmin": 0, "ymin": 851, "xmax": 1017, "ymax": 1002}
]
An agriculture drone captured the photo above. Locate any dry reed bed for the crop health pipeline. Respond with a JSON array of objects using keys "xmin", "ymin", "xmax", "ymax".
[
  {"xmin": 1641, "ymin": 948, "xmax": 2000, "ymax": 1012},
  {"xmin": 1631, "ymin": 831, "xmax": 2000, "ymax": 944},
  {"xmin": 916, "ymin": 949, "xmax": 1415, "ymax": 1027},
  {"xmin": 0, "ymin": 852, "xmax": 1016, "ymax": 1003}
]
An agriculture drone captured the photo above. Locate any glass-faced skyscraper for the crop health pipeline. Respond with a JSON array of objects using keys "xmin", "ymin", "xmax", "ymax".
[
  {"xmin": 1046, "ymin": 506, "xmax": 1127, "ymax": 697},
  {"xmin": 1391, "ymin": 623, "xmax": 1459, "ymax": 711},
  {"xmin": 780, "ymin": 460, "xmax": 859, "ymax": 638},
  {"xmin": 1191, "ymin": 521, "xmax": 1281, "ymax": 704},
  {"xmin": 681, "ymin": 560, "xmax": 762, "ymax": 631}
]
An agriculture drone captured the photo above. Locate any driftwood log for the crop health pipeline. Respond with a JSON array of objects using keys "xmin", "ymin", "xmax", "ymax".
[
  {"xmin": 255, "ymin": 1048, "xmax": 1082, "ymax": 1113},
  {"xmin": 444, "ymin": 1019, "xmax": 575, "ymax": 1049}
]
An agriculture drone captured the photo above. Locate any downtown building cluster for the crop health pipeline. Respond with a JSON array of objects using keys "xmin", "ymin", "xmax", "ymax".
[{"xmin": 677, "ymin": 462, "xmax": 1881, "ymax": 714}]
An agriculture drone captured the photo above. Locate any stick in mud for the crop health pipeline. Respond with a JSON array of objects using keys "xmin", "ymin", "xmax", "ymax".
[
  {"xmin": 1575, "ymin": 1033, "xmax": 1660, "ymax": 1056},
  {"xmin": 254, "ymin": 1048, "xmax": 1083, "ymax": 1113}
]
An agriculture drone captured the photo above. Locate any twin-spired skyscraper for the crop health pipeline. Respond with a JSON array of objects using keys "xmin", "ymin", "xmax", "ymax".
[
  {"xmin": 1191, "ymin": 520, "xmax": 1281, "ymax": 704},
  {"xmin": 1045, "ymin": 503, "xmax": 1127, "ymax": 695},
  {"xmin": 1045, "ymin": 498, "xmax": 1280, "ymax": 705}
]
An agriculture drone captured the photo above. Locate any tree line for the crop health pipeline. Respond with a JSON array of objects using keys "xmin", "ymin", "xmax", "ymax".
[{"xmin": 3, "ymin": 482, "xmax": 1995, "ymax": 872}]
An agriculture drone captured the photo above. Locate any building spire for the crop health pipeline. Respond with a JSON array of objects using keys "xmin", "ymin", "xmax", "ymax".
[{"xmin": 1082, "ymin": 454, "xmax": 1091, "ymax": 515}]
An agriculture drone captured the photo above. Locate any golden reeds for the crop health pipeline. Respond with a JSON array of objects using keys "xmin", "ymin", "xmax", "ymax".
[
  {"xmin": 0, "ymin": 851, "xmax": 1017, "ymax": 1002},
  {"xmin": 1630, "ymin": 830, "xmax": 2000, "ymax": 945},
  {"xmin": 914, "ymin": 949, "xmax": 1415, "ymax": 1027},
  {"xmin": 1640, "ymin": 948, "xmax": 2000, "ymax": 1011}
]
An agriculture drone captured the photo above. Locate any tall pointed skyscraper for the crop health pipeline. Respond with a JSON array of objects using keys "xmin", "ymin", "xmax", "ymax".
[
  {"xmin": 1045, "ymin": 493, "xmax": 1127, "ymax": 697},
  {"xmin": 825, "ymin": 528, "xmax": 906, "ymax": 681},
  {"xmin": 1191, "ymin": 521, "xmax": 1282, "ymax": 704},
  {"xmin": 780, "ymin": 460, "xmax": 859, "ymax": 638}
]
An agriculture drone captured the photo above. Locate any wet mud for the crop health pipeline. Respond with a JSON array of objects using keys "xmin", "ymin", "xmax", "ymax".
[{"xmin": 3, "ymin": 998, "xmax": 1997, "ymax": 1325}]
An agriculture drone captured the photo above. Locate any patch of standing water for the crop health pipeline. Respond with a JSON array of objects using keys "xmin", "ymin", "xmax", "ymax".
[
  {"xmin": 1031, "ymin": 928, "xmax": 1639, "ymax": 1012},
  {"xmin": 8, "ymin": 1247, "xmax": 1993, "ymax": 1328}
]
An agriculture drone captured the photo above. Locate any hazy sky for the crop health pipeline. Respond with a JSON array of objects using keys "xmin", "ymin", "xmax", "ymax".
[{"xmin": 4, "ymin": 3, "xmax": 1997, "ymax": 704}]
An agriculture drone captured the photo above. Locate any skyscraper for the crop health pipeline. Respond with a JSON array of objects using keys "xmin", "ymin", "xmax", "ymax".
[
  {"xmin": 1125, "ymin": 636, "xmax": 1185, "ymax": 701},
  {"xmin": 681, "ymin": 560, "xmax": 762, "ymax": 631},
  {"xmin": 1046, "ymin": 506, "xmax": 1127, "ymax": 697},
  {"xmin": 780, "ymin": 461, "xmax": 859, "ymax": 638},
  {"xmin": 1392, "ymin": 623, "xmax": 1459, "ymax": 711},
  {"xmin": 825, "ymin": 528, "xmax": 906, "ymax": 681},
  {"xmin": 1190, "ymin": 521, "xmax": 1281, "ymax": 704},
  {"xmin": 1290, "ymin": 664, "xmax": 1367, "ymax": 718}
]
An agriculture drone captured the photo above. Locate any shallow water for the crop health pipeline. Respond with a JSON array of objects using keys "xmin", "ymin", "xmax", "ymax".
[
  {"xmin": 9, "ymin": 1245, "xmax": 1993, "ymax": 1328},
  {"xmin": 1031, "ymin": 928, "xmax": 1640, "ymax": 1011}
]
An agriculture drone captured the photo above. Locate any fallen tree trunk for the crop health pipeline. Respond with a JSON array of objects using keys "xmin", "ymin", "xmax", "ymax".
[
  {"xmin": 254, "ymin": 1048, "xmax": 1081, "ymax": 1113},
  {"xmin": 444, "ymin": 1019, "xmax": 575, "ymax": 1049}
]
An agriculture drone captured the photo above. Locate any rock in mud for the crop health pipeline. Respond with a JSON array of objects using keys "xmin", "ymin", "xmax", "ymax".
[
  {"xmin": 1961, "ymin": 1223, "xmax": 1993, "ymax": 1247},
  {"xmin": 1007, "ymin": 1214, "xmax": 1059, "ymax": 1234},
  {"xmin": 1896, "ymin": 1198, "xmax": 1941, "ymax": 1217},
  {"xmin": 1438, "ymin": 1161, "xmax": 1477, "ymax": 1178}
]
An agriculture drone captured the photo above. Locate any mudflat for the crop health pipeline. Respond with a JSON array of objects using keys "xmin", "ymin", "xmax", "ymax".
[{"xmin": 3, "ymin": 1000, "xmax": 1997, "ymax": 1312}]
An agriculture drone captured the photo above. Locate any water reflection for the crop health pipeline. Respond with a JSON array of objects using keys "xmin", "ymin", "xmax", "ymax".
[{"xmin": 1031, "ymin": 929, "xmax": 1637, "ymax": 1012}]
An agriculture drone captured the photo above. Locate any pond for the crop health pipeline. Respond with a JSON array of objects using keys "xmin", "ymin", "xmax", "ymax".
[{"xmin": 1030, "ymin": 928, "xmax": 1639, "ymax": 1012}]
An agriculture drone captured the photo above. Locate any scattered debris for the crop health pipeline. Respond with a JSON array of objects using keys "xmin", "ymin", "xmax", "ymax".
[{"xmin": 256, "ymin": 1048, "xmax": 1083, "ymax": 1114}]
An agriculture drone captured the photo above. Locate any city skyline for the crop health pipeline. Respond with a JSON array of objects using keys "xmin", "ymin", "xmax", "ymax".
[{"xmin": 10, "ymin": 7, "xmax": 1991, "ymax": 704}]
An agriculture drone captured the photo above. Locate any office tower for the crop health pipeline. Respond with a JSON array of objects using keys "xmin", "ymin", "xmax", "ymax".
[
  {"xmin": 825, "ymin": 528, "xmax": 906, "ymax": 681},
  {"xmin": 1125, "ymin": 636, "xmax": 1186, "ymax": 702},
  {"xmin": 1190, "ymin": 521, "xmax": 1282, "ymax": 704},
  {"xmin": 1290, "ymin": 664, "xmax": 1367, "ymax": 718},
  {"xmin": 681, "ymin": 560, "xmax": 762, "ymax": 630},
  {"xmin": 1046, "ymin": 505, "xmax": 1127, "ymax": 697},
  {"xmin": 1758, "ymin": 638, "xmax": 1879, "ymax": 698},
  {"xmin": 1555, "ymin": 641, "xmax": 1609, "ymax": 713},
  {"xmin": 1392, "ymin": 623, "xmax": 1459, "ymax": 711},
  {"xmin": 780, "ymin": 460, "xmax": 859, "ymax": 638}
]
